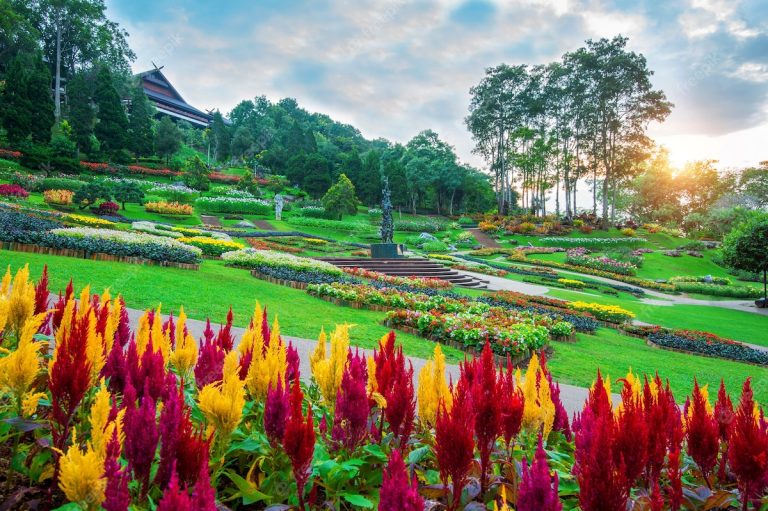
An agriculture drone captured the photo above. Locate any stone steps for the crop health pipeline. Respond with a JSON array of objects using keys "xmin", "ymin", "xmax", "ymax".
[{"xmin": 318, "ymin": 257, "xmax": 489, "ymax": 289}]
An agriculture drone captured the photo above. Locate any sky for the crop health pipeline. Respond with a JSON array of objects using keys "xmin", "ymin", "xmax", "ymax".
[{"xmin": 106, "ymin": 0, "xmax": 768, "ymax": 172}]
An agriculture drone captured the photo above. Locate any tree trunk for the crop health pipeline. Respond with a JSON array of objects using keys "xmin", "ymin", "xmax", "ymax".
[{"xmin": 54, "ymin": 17, "xmax": 62, "ymax": 122}]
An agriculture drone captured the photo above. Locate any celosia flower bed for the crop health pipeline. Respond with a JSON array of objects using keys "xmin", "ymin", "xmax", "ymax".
[
  {"xmin": 223, "ymin": 248, "xmax": 344, "ymax": 276},
  {"xmin": 0, "ymin": 183, "xmax": 29, "ymax": 198},
  {"xmin": 482, "ymin": 291, "xmax": 599, "ymax": 333},
  {"xmin": 177, "ymin": 236, "xmax": 245, "ymax": 256},
  {"xmin": 568, "ymin": 301, "xmax": 635, "ymax": 323},
  {"xmin": 0, "ymin": 148, "xmax": 22, "ymax": 159},
  {"xmin": 144, "ymin": 201, "xmax": 194, "ymax": 216},
  {"xmin": 342, "ymin": 267, "xmax": 453, "ymax": 290},
  {"xmin": 127, "ymin": 164, "xmax": 180, "ymax": 177},
  {"xmin": 80, "ymin": 160, "xmax": 112, "ymax": 172},
  {"xmin": 565, "ymin": 248, "xmax": 638, "ymax": 275},
  {"xmin": 307, "ymin": 282, "xmax": 479, "ymax": 313},
  {"xmin": 0, "ymin": 263, "xmax": 766, "ymax": 510},
  {"xmin": 195, "ymin": 196, "xmax": 272, "ymax": 215},
  {"xmin": 209, "ymin": 171, "xmax": 241, "ymax": 183},
  {"xmin": 39, "ymin": 227, "xmax": 202, "ymax": 263},
  {"xmin": 540, "ymin": 236, "xmax": 648, "ymax": 246}
]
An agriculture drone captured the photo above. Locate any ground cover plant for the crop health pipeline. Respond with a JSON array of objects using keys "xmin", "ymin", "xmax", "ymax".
[{"xmin": 0, "ymin": 264, "xmax": 766, "ymax": 510}]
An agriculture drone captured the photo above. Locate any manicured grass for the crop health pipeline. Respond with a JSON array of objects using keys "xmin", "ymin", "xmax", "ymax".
[
  {"xmin": 633, "ymin": 251, "xmax": 734, "ymax": 281},
  {"xmin": 0, "ymin": 250, "xmax": 466, "ymax": 363},
  {"xmin": 548, "ymin": 329, "xmax": 768, "ymax": 403}
]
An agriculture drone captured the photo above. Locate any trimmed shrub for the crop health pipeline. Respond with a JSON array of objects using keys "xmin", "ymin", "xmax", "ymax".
[
  {"xmin": 195, "ymin": 196, "xmax": 272, "ymax": 215},
  {"xmin": 145, "ymin": 201, "xmax": 194, "ymax": 216},
  {"xmin": 422, "ymin": 240, "xmax": 449, "ymax": 252},
  {"xmin": 44, "ymin": 189, "xmax": 74, "ymax": 206}
]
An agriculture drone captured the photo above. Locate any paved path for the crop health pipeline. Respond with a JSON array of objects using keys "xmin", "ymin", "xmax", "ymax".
[
  {"xmin": 467, "ymin": 228, "xmax": 501, "ymax": 248},
  {"xmin": 454, "ymin": 268, "xmax": 549, "ymax": 295},
  {"xmin": 200, "ymin": 215, "xmax": 221, "ymax": 227},
  {"xmin": 253, "ymin": 220, "xmax": 276, "ymax": 230},
  {"xmin": 121, "ymin": 305, "xmax": 602, "ymax": 416}
]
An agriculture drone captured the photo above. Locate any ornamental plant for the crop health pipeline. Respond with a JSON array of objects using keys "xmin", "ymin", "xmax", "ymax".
[
  {"xmin": 568, "ymin": 301, "xmax": 635, "ymax": 323},
  {"xmin": 0, "ymin": 183, "xmax": 29, "ymax": 198},
  {"xmin": 43, "ymin": 189, "xmax": 74, "ymax": 206},
  {"xmin": 195, "ymin": 196, "xmax": 272, "ymax": 215},
  {"xmin": 177, "ymin": 236, "xmax": 245, "ymax": 257},
  {"xmin": 65, "ymin": 213, "xmax": 116, "ymax": 228},
  {"xmin": 223, "ymin": 248, "xmax": 343, "ymax": 276},
  {"xmin": 145, "ymin": 201, "xmax": 194, "ymax": 216}
]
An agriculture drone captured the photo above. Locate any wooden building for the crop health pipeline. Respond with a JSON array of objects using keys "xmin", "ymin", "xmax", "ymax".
[{"xmin": 137, "ymin": 68, "xmax": 214, "ymax": 127}]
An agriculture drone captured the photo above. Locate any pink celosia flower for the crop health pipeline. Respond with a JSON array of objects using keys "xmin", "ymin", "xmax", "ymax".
[
  {"xmin": 378, "ymin": 449, "xmax": 423, "ymax": 511},
  {"xmin": 517, "ymin": 435, "xmax": 562, "ymax": 511}
]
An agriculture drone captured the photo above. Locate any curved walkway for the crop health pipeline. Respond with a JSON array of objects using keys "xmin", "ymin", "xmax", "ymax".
[{"xmin": 453, "ymin": 268, "xmax": 549, "ymax": 295}]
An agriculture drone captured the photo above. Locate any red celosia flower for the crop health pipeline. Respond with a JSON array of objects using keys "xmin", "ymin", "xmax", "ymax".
[
  {"xmin": 261, "ymin": 306, "xmax": 271, "ymax": 347},
  {"xmin": 283, "ymin": 379, "xmax": 315, "ymax": 510},
  {"xmin": 435, "ymin": 386, "xmax": 475, "ymax": 511},
  {"xmin": 175, "ymin": 409, "xmax": 209, "ymax": 487},
  {"xmin": 103, "ymin": 338, "xmax": 128, "ymax": 394},
  {"xmin": 49, "ymin": 307, "xmax": 93, "ymax": 452},
  {"xmin": 517, "ymin": 435, "xmax": 562, "ymax": 511},
  {"xmin": 667, "ymin": 415, "xmax": 683, "ymax": 511},
  {"xmin": 264, "ymin": 377, "xmax": 290, "ymax": 446},
  {"xmin": 467, "ymin": 342, "xmax": 502, "ymax": 497},
  {"xmin": 614, "ymin": 377, "xmax": 649, "ymax": 487},
  {"xmin": 649, "ymin": 480, "xmax": 664, "ymax": 511},
  {"xmin": 643, "ymin": 375, "xmax": 679, "ymax": 482},
  {"xmin": 714, "ymin": 380, "xmax": 734, "ymax": 480},
  {"xmin": 103, "ymin": 430, "xmax": 131, "ymax": 511},
  {"xmin": 685, "ymin": 380, "xmax": 720, "ymax": 486},
  {"xmin": 541, "ymin": 366, "xmax": 571, "ymax": 440},
  {"xmin": 33, "ymin": 265, "xmax": 50, "ymax": 334},
  {"xmin": 155, "ymin": 384, "xmax": 183, "ymax": 489},
  {"xmin": 378, "ymin": 449, "xmax": 423, "ymax": 511},
  {"xmin": 728, "ymin": 378, "xmax": 768, "ymax": 508},
  {"xmin": 331, "ymin": 350, "xmax": 370, "ymax": 451},
  {"xmin": 215, "ymin": 307, "xmax": 234, "ymax": 352},
  {"xmin": 573, "ymin": 372, "xmax": 629, "ymax": 511},
  {"xmin": 500, "ymin": 357, "xmax": 524, "ymax": 450},
  {"xmin": 123, "ymin": 384, "xmax": 160, "ymax": 498},
  {"xmin": 115, "ymin": 298, "xmax": 131, "ymax": 348},
  {"xmin": 373, "ymin": 332, "xmax": 414, "ymax": 449},
  {"xmin": 128, "ymin": 337, "xmax": 167, "ymax": 401},
  {"xmin": 286, "ymin": 341, "xmax": 300, "ymax": 382},
  {"xmin": 374, "ymin": 331, "xmax": 400, "ymax": 394}
]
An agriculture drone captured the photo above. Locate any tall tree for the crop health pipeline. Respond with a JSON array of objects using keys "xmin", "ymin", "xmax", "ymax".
[
  {"xmin": 93, "ymin": 65, "xmax": 128, "ymax": 153},
  {"xmin": 0, "ymin": 0, "xmax": 37, "ymax": 74},
  {"xmin": 16, "ymin": 0, "xmax": 135, "ymax": 121},
  {"xmin": 210, "ymin": 110, "xmax": 230, "ymax": 162},
  {"xmin": 155, "ymin": 116, "xmax": 182, "ymax": 164},
  {"xmin": 0, "ymin": 51, "xmax": 54, "ymax": 144},
  {"xmin": 322, "ymin": 173, "xmax": 358, "ymax": 219},
  {"xmin": 66, "ymin": 70, "xmax": 95, "ymax": 154},
  {"xmin": 230, "ymin": 126, "xmax": 254, "ymax": 162},
  {"xmin": 127, "ymin": 82, "xmax": 154, "ymax": 157},
  {"xmin": 358, "ymin": 150, "xmax": 382, "ymax": 206}
]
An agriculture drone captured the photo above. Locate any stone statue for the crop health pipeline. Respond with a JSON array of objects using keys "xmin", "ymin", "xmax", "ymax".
[
  {"xmin": 274, "ymin": 194, "xmax": 284, "ymax": 221},
  {"xmin": 380, "ymin": 177, "xmax": 394, "ymax": 244}
]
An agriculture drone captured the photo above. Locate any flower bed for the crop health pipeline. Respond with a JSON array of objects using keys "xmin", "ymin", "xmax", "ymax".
[
  {"xmin": 384, "ymin": 308, "xmax": 548, "ymax": 356},
  {"xmin": 307, "ymin": 282, "xmax": 482, "ymax": 313},
  {"xmin": 565, "ymin": 248, "xmax": 638, "ymax": 275},
  {"xmin": 0, "ymin": 263, "xmax": 765, "ymax": 511},
  {"xmin": 64, "ymin": 213, "xmax": 116, "ymax": 228},
  {"xmin": 646, "ymin": 329, "xmax": 768, "ymax": 365},
  {"xmin": 127, "ymin": 164, "xmax": 180, "ymax": 177},
  {"xmin": 145, "ymin": 201, "xmax": 194, "ymax": 216},
  {"xmin": 222, "ymin": 248, "xmax": 344, "ymax": 276},
  {"xmin": 286, "ymin": 216, "xmax": 377, "ymax": 232},
  {"xmin": 195, "ymin": 196, "xmax": 272, "ymax": 214},
  {"xmin": 540, "ymin": 236, "xmax": 648, "ymax": 247},
  {"xmin": 177, "ymin": 236, "xmax": 244, "ymax": 257},
  {"xmin": 36, "ymin": 227, "xmax": 202, "ymax": 264},
  {"xmin": 209, "ymin": 171, "xmax": 241, "ymax": 183},
  {"xmin": 0, "ymin": 183, "xmax": 29, "ymax": 198},
  {"xmin": 557, "ymin": 278, "xmax": 585, "ymax": 289},
  {"xmin": 568, "ymin": 301, "xmax": 635, "ymax": 323},
  {"xmin": 482, "ymin": 291, "xmax": 599, "ymax": 333},
  {"xmin": 0, "ymin": 148, "xmax": 22, "ymax": 160},
  {"xmin": 451, "ymin": 263, "xmax": 508, "ymax": 277},
  {"xmin": 342, "ymin": 267, "xmax": 453, "ymax": 290},
  {"xmin": 0, "ymin": 210, "xmax": 62, "ymax": 243},
  {"xmin": 394, "ymin": 219, "xmax": 446, "ymax": 233},
  {"xmin": 671, "ymin": 281, "xmax": 763, "ymax": 298}
]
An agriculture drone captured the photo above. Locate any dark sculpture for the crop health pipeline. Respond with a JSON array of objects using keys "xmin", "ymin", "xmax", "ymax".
[{"xmin": 380, "ymin": 177, "xmax": 394, "ymax": 244}]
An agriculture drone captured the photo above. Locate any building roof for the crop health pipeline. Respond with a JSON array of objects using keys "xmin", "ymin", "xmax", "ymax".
[{"xmin": 136, "ymin": 68, "xmax": 215, "ymax": 127}]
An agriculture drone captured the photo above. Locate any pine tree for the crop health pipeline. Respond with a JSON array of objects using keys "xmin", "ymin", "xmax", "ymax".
[
  {"xmin": 322, "ymin": 173, "xmax": 359, "ymax": 219},
  {"xmin": 0, "ymin": 52, "xmax": 54, "ymax": 144},
  {"xmin": 155, "ymin": 116, "xmax": 182, "ymax": 164},
  {"xmin": 359, "ymin": 150, "xmax": 382, "ymax": 205},
  {"xmin": 66, "ymin": 71, "xmax": 95, "ymax": 154},
  {"xmin": 127, "ymin": 83, "xmax": 154, "ymax": 157},
  {"xmin": 210, "ymin": 110, "xmax": 231, "ymax": 162},
  {"xmin": 93, "ymin": 66, "xmax": 128, "ymax": 153}
]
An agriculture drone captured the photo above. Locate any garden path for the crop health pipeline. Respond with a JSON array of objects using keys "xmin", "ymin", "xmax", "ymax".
[
  {"xmin": 253, "ymin": 220, "xmax": 276, "ymax": 230},
  {"xmin": 119, "ymin": 305, "xmax": 613, "ymax": 416},
  {"xmin": 467, "ymin": 228, "xmax": 502, "ymax": 248},
  {"xmin": 452, "ymin": 268, "xmax": 549, "ymax": 295},
  {"xmin": 200, "ymin": 215, "xmax": 222, "ymax": 227}
]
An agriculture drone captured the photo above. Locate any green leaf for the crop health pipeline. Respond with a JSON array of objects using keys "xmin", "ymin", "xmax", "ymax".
[
  {"xmin": 407, "ymin": 445, "xmax": 430, "ymax": 465},
  {"xmin": 362, "ymin": 443, "xmax": 387, "ymax": 461},
  {"xmin": 341, "ymin": 493, "xmax": 374, "ymax": 508},
  {"xmin": 224, "ymin": 471, "xmax": 271, "ymax": 505},
  {"xmin": 50, "ymin": 504, "xmax": 81, "ymax": 511}
]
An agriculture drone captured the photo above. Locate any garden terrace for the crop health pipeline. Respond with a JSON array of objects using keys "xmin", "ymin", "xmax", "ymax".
[{"xmin": 319, "ymin": 257, "xmax": 490, "ymax": 288}]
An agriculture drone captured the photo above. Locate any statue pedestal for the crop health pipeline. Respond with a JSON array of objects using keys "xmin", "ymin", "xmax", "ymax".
[{"xmin": 370, "ymin": 243, "xmax": 404, "ymax": 259}]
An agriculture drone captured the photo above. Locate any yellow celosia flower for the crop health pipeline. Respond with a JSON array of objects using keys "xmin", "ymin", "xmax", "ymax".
[
  {"xmin": 311, "ymin": 324, "xmax": 350, "ymax": 406},
  {"xmin": 21, "ymin": 392, "xmax": 46, "ymax": 416},
  {"xmin": 7, "ymin": 265, "xmax": 35, "ymax": 337},
  {"xmin": 88, "ymin": 384, "xmax": 116, "ymax": 461},
  {"xmin": 520, "ymin": 353, "xmax": 557, "ymax": 436},
  {"xmin": 0, "ymin": 266, "xmax": 11, "ymax": 296},
  {"xmin": 170, "ymin": 332, "xmax": 198, "ymax": 376},
  {"xmin": 0, "ymin": 312, "xmax": 47, "ymax": 412},
  {"xmin": 77, "ymin": 285, "xmax": 91, "ymax": 319},
  {"xmin": 416, "ymin": 344, "xmax": 451, "ymax": 427},
  {"xmin": 245, "ymin": 323, "xmax": 287, "ymax": 400},
  {"xmin": 58, "ymin": 431, "xmax": 106, "ymax": 510},
  {"xmin": 85, "ymin": 309, "xmax": 105, "ymax": 383},
  {"xmin": 0, "ymin": 296, "xmax": 9, "ymax": 335},
  {"xmin": 494, "ymin": 486, "xmax": 512, "ymax": 511},
  {"xmin": 199, "ymin": 352, "xmax": 246, "ymax": 438}
]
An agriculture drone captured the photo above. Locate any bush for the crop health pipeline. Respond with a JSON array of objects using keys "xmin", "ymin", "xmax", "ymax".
[
  {"xmin": 38, "ymin": 227, "xmax": 202, "ymax": 263},
  {"xmin": 550, "ymin": 321, "xmax": 574, "ymax": 337},
  {"xmin": 569, "ymin": 301, "xmax": 634, "ymax": 323},
  {"xmin": 297, "ymin": 206, "xmax": 331, "ymax": 219},
  {"xmin": 679, "ymin": 240, "xmax": 706, "ymax": 251},
  {"xmin": 671, "ymin": 281, "xmax": 762, "ymax": 298},
  {"xmin": 422, "ymin": 240, "xmax": 449, "ymax": 252},
  {"xmin": 519, "ymin": 222, "xmax": 536, "ymax": 233},
  {"xmin": 0, "ymin": 184, "xmax": 29, "ymax": 198},
  {"xmin": 195, "ymin": 196, "xmax": 272, "ymax": 215},
  {"xmin": 31, "ymin": 177, "xmax": 85, "ymax": 192},
  {"xmin": 286, "ymin": 216, "xmax": 375, "ymax": 232},
  {"xmin": 96, "ymin": 201, "xmax": 120, "ymax": 215},
  {"xmin": 176, "ymin": 236, "xmax": 244, "ymax": 256},
  {"xmin": 394, "ymin": 219, "xmax": 446, "ymax": 233},
  {"xmin": 145, "ymin": 201, "xmax": 194, "ymax": 216},
  {"xmin": 458, "ymin": 216, "xmax": 475, "ymax": 226},
  {"xmin": 621, "ymin": 227, "xmax": 636, "ymax": 237},
  {"xmin": 148, "ymin": 183, "xmax": 199, "ymax": 204},
  {"xmin": 43, "ymin": 189, "xmax": 74, "ymax": 206},
  {"xmin": 65, "ymin": 214, "xmax": 116, "ymax": 228},
  {"xmin": 557, "ymin": 278, "xmax": 585, "ymax": 289},
  {"xmin": 222, "ymin": 249, "xmax": 343, "ymax": 275}
]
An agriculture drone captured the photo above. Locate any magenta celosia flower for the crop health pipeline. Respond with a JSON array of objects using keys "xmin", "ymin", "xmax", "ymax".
[
  {"xmin": 331, "ymin": 350, "xmax": 370, "ymax": 451},
  {"xmin": 194, "ymin": 335, "xmax": 226, "ymax": 389},
  {"xmin": 215, "ymin": 307, "xmax": 234, "ymax": 352},
  {"xmin": 728, "ymin": 378, "xmax": 768, "ymax": 507},
  {"xmin": 373, "ymin": 332, "xmax": 414, "ymax": 449},
  {"xmin": 191, "ymin": 451, "xmax": 216, "ymax": 511},
  {"xmin": 517, "ymin": 435, "xmax": 562, "ymax": 511},
  {"xmin": 714, "ymin": 380, "xmax": 734, "ymax": 480},
  {"xmin": 115, "ymin": 297, "xmax": 131, "ymax": 348},
  {"xmin": 155, "ymin": 384, "xmax": 183, "ymax": 489},
  {"xmin": 51, "ymin": 279, "xmax": 74, "ymax": 331},
  {"xmin": 283, "ymin": 379, "xmax": 315, "ymax": 510},
  {"xmin": 261, "ymin": 307, "xmax": 271, "ymax": 348},
  {"xmin": 378, "ymin": 449, "xmax": 423, "ymax": 511},
  {"xmin": 128, "ymin": 337, "xmax": 166, "ymax": 401},
  {"xmin": 103, "ymin": 430, "xmax": 131, "ymax": 511},
  {"xmin": 542, "ymin": 366, "xmax": 571, "ymax": 440},
  {"xmin": 286, "ymin": 341, "xmax": 300, "ymax": 382},
  {"xmin": 156, "ymin": 468, "xmax": 192, "ymax": 511},
  {"xmin": 501, "ymin": 357, "xmax": 524, "ymax": 449},
  {"xmin": 123, "ymin": 384, "xmax": 160, "ymax": 498},
  {"xmin": 264, "ymin": 377, "xmax": 290, "ymax": 446}
]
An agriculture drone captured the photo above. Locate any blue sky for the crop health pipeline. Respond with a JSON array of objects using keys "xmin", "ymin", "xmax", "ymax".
[{"xmin": 107, "ymin": 0, "xmax": 768, "ymax": 170}]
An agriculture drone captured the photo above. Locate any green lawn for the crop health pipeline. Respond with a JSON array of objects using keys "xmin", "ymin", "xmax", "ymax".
[
  {"xmin": 548, "ymin": 329, "xmax": 768, "ymax": 403},
  {"xmin": 0, "ymin": 251, "xmax": 465, "ymax": 363}
]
